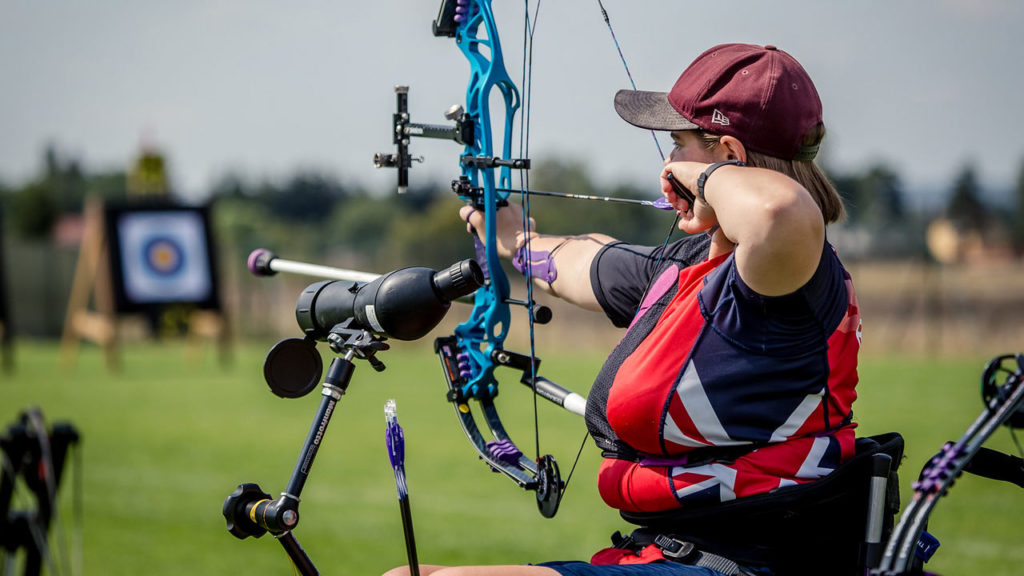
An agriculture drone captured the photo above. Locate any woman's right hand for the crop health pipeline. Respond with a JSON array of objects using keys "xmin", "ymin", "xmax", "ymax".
[{"xmin": 661, "ymin": 162, "xmax": 720, "ymax": 236}]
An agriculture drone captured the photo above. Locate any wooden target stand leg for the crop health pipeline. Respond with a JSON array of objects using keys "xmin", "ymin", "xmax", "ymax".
[
  {"xmin": 61, "ymin": 196, "xmax": 119, "ymax": 371},
  {"xmin": 186, "ymin": 309, "xmax": 232, "ymax": 366}
]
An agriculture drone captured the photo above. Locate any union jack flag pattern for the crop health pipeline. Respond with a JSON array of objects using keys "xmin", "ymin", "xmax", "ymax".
[{"xmin": 594, "ymin": 243, "xmax": 860, "ymax": 512}]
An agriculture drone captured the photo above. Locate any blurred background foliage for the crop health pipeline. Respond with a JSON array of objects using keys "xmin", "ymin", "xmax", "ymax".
[{"xmin": 2, "ymin": 143, "xmax": 1024, "ymax": 348}]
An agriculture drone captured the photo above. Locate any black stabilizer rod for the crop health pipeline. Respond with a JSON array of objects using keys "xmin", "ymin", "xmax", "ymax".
[{"xmin": 963, "ymin": 446, "xmax": 1024, "ymax": 488}]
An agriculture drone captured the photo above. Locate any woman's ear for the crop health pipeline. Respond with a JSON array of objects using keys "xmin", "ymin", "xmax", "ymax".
[{"xmin": 717, "ymin": 136, "xmax": 747, "ymax": 164}]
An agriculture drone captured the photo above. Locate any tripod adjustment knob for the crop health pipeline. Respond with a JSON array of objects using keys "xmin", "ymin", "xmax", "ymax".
[{"xmin": 223, "ymin": 483, "xmax": 272, "ymax": 539}]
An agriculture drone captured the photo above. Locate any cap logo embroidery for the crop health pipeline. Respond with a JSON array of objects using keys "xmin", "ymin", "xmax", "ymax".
[{"xmin": 711, "ymin": 109, "xmax": 730, "ymax": 126}]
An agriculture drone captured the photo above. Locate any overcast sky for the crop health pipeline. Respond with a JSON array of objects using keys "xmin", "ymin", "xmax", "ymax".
[{"xmin": 2, "ymin": 1, "xmax": 1022, "ymax": 208}]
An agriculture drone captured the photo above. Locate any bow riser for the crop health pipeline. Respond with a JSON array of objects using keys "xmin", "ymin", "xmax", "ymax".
[
  {"xmin": 450, "ymin": 0, "xmax": 519, "ymax": 402},
  {"xmin": 444, "ymin": 0, "xmax": 563, "ymax": 518}
]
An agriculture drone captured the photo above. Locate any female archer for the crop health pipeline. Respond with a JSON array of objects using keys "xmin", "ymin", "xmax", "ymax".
[{"xmin": 386, "ymin": 42, "xmax": 860, "ymax": 576}]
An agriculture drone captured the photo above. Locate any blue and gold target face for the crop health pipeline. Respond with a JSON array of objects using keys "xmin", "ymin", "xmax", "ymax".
[
  {"xmin": 114, "ymin": 210, "xmax": 214, "ymax": 306},
  {"xmin": 142, "ymin": 236, "xmax": 185, "ymax": 277}
]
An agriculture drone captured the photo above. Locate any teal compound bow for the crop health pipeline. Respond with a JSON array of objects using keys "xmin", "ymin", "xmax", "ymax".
[
  {"xmin": 220, "ymin": 5, "xmax": 676, "ymax": 570},
  {"xmin": 375, "ymin": 0, "xmax": 564, "ymax": 519},
  {"xmin": 374, "ymin": 0, "xmax": 676, "ymax": 519}
]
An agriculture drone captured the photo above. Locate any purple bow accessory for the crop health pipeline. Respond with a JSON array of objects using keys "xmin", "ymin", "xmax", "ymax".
[{"xmin": 513, "ymin": 246, "xmax": 557, "ymax": 284}]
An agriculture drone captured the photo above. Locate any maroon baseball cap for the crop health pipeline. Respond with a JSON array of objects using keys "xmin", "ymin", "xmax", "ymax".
[{"xmin": 614, "ymin": 43, "xmax": 822, "ymax": 161}]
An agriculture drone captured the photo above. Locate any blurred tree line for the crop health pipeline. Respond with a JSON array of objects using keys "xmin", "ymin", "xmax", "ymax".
[
  {"xmin": 3, "ymin": 144, "xmax": 1024, "ymax": 274},
  {"xmin": 4, "ymin": 144, "xmax": 1024, "ymax": 339}
]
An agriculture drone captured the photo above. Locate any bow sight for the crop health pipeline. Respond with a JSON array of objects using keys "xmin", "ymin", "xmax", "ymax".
[
  {"xmin": 373, "ymin": 85, "xmax": 531, "ymax": 200},
  {"xmin": 373, "ymin": 86, "xmax": 475, "ymax": 195}
]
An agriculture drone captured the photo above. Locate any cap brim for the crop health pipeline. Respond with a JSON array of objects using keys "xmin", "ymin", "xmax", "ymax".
[{"xmin": 614, "ymin": 89, "xmax": 700, "ymax": 131}]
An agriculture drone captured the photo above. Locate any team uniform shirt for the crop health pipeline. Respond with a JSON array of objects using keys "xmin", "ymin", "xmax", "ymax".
[{"xmin": 586, "ymin": 235, "xmax": 861, "ymax": 514}]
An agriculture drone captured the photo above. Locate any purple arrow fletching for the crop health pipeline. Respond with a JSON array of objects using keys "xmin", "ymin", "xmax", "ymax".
[
  {"xmin": 385, "ymin": 400, "xmax": 405, "ymax": 469},
  {"xmin": 649, "ymin": 197, "xmax": 673, "ymax": 210}
]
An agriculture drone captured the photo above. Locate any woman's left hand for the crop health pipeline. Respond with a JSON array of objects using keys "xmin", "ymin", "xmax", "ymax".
[{"xmin": 458, "ymin": 203, "xmax": 533, "ymax": 260}]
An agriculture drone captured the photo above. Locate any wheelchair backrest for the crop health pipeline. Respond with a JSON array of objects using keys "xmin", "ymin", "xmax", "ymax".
[{"xmin": 620, "ymin": 432, "xmax": 905, "ymax": 576}]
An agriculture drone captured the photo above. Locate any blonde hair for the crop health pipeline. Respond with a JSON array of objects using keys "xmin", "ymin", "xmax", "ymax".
[{"xmin": 696, "ymin": 125, "xmax": 845, "ymax": 224}]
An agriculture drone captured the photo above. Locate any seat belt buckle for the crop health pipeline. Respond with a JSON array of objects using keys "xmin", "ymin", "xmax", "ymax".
[{"xmin": 653, "ymin": 535, "xmax": 698, "ymax": 562}]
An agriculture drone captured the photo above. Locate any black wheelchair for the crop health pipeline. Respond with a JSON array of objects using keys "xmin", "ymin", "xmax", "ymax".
[{"xmin": 618, "ymin": 432, "xmax": 904, "ymax": 576}]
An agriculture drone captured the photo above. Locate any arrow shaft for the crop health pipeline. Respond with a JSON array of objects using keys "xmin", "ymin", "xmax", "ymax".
[{"xmin": 496, "ymin": 187, "xmax": 669, "ymax": 209}]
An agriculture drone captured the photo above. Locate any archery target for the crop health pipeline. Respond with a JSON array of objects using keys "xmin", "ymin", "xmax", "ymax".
[{"xmin": 115, "ymin": 210, "xmax": 214, "ymax": 306}]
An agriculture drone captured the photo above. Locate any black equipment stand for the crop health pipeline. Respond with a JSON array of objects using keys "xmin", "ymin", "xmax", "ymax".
[
  {"xmin": 223, "ymin": 326, "xmax": 387, "ymax": 576},
  {"xmin": 1, "ymin": 409, "xmax": 81, "ymax": 576}
]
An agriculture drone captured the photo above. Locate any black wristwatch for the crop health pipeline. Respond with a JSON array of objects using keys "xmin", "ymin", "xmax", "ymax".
[{"xmin": 696, "ymin": 160, "xmax": 746, "ymax": 203}]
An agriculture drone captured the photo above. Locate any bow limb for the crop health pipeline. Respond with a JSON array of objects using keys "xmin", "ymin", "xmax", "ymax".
[{"xmin": 435, "ymin": 335, "xmax": 563, "ymax": 520}]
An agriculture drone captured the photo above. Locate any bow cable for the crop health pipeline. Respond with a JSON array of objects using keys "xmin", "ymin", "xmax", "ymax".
[
  {"xmin": 521, "ymin": 0, "xmax": 687, "ymax": 499},
  {"xmin": 519, "ymin": 0, "xmax": 543, "ymax": 468},
  {"xmin": 512, "ymin": 0, "xmax": 692, "ymax": 503}
]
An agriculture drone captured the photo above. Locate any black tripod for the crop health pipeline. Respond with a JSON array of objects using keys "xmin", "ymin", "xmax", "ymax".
[
  {"xmin": 222, "ymin": 324, "xmax": 388, "ymax": 576},
  {"xmin": 224, "ymin": 256, "xmax": 483, "ymax": 574}
]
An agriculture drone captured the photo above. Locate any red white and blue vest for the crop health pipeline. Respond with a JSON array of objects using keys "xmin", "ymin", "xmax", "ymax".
[{"xmin": 587, "ymin": 238, "xmax": 860, "ymax": 513}]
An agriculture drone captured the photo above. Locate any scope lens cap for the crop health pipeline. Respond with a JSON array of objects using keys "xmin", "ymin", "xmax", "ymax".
[{"xmin": 263, "ymin": 337, "xmax": 323, "ymax": 398}]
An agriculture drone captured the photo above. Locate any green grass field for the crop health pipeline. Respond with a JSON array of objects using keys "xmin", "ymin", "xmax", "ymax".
[{"xmin": 2, "ymin": 340, "xmax": 1023, "ymax": 575}]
